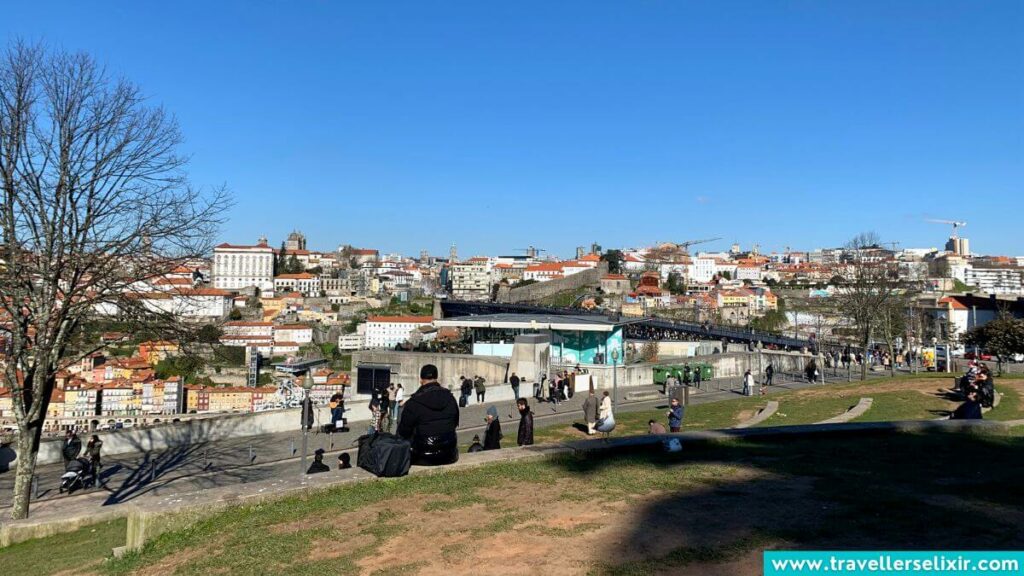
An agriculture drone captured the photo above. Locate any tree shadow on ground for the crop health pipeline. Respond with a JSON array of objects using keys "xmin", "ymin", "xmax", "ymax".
[{"xmin": 546, "ymin": 429, "xmax": 1024, "ymax": 575}]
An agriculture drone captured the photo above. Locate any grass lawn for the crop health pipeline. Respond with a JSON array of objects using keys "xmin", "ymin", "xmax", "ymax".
[
  {"xmin": 987, "ymin": 386, "xmax": 1023, "ymax": 421},
  {"xmin": 0, "ymin": 518, "xmax": 126, "ymax": 576},
  {"xmin": 754, "ymin": 394, "xmax": 860, "ymax": 426},
  {"xmin": 13, "ymin": 427, "xmax": 1021, "ymax": 576}
]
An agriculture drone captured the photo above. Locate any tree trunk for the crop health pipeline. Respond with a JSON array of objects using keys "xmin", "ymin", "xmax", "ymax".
[
  {"xmin": 10, "ymin": 423, "xmax": 42, "ymax": 520},
  {"xmin": 860, "ymin": 326, "xmax": 871, "ymax": 381}
]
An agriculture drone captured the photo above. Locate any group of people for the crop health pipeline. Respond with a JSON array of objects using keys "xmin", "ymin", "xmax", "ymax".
[
  {"xmin": 60, "ymin": 431, "xmax": 103, "ymax": 482},
  {"xmin": 663, "ymin": 364, "xmax": 703, "ymax": 391},
  {"xmin": 951, "ymin": 362, "xmax": 996, "ymax": 420},
  {"xmin": 534, "ymin": 370, "xmax": 578, "ymax": 406},
  {"xmin": 580, "ymin": 389, "xmax": 613, "ymax": 435},
  {"xmin": 458, "ymin": 375, "xmax": 487, "ymax": 407},
  {"xmin": 648, "ymin": 397, "xmax": 685, "ymax": 434},
  {"xmin": 367, "ymin": 382, "xmax": 406, "ymax": 435}
]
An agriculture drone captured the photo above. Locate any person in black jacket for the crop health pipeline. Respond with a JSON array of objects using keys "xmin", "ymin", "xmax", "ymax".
[
  {"xmin": 483, "ymin": 406, "xmax": 502, "ymax": 450},
  {"xmin": 951, "ymin": 390, "xmax": 983, "ymax": 420},
  {"xmin": 62, "ymin": 431, "xmax": 82, "ymax": 465},
  {"xmin": 516, "ymin": 398, "xmax": 534, "ymax": 446},
  {"xmin": 397, "ymin": 364, "xmax": 460, "ymax": 465}
]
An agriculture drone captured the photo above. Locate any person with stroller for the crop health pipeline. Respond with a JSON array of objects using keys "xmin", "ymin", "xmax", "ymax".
[
  {"xmin": 86, "ymin": 435, "xmax": 103, "ymax": 475},
  {"xmin": 61, "ymin": 431, "xmax": 82, "ymax": 466}
]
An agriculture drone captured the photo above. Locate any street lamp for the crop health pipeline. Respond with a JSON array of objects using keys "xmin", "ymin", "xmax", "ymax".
[
  {"xmin": 611, "ymin": 348, "xmax": 620, "ymax": 409},
  {"xmin": 300, "ymin": 373, "xmax": 314, "ymax": 475}
]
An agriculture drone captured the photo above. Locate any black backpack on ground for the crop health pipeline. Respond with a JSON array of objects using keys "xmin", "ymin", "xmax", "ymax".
[{"xmin": 357, "ymin": 433, "xmax": 412, "ymax": 478}]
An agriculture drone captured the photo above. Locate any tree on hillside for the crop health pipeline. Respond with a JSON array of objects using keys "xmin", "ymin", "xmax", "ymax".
[
  {"xmin": 833, "ymin": 232, "xmax": 904, "ymax": 380},
  {"xmin": 601, "ymin": 249, "xmax": 624, "ymax": 274},
  {"xmin": 961, "ymin": 312, "xmax": 1024, "ymax": 374},
  {"xmin": 0, "ymin": 43, "xmax": 228, "ymax": 519}
]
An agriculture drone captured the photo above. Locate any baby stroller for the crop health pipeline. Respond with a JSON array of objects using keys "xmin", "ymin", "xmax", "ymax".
[{"xmin": 59, "ymin": 457, "xmax": 95, "ymax": 494}]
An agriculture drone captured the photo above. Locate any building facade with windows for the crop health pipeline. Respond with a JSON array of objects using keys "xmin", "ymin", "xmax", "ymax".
[{"xmin": 213, "ymin": 238, "xmax": 275, "ymax": 294}]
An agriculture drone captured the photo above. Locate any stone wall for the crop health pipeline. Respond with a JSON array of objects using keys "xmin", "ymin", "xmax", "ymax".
[{"xmin": 499, "ymin": 262, "xmax": 608, "ymax": 303}]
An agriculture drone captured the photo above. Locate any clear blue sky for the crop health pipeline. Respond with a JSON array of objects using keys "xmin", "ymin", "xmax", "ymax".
[{"xmin": 4, "ymin": 2, "xmax": 1022, "ymax": 257}]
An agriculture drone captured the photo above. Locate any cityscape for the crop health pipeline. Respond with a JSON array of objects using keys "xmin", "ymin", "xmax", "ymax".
[{"xmin": 1, "ymin": 3, "xmax": 1023, "ymax": 576}]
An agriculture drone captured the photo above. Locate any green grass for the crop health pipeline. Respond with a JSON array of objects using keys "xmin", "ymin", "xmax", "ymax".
[
  {"xmin": 987, "ymin": 386, "xmax": 1023, "ymax": 421},
  {"xmin": 755, "ymin": 394, "xmax": 865, "ymax": 426},
  {"xmin": 851, "ymin": 390, "xmax": 956, "ymax": 422},
  {"xmin": 0, "ymin": 518, "xmax": 126, "ymax": 576}
]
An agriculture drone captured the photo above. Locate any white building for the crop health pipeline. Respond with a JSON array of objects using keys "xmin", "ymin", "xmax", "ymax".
[
  {"xmin": 365, "ymin": 315, "xmax": 433, "ymax": 349},
  {"xmin": 688, "ymin": 257, "xmax": 716, "ymax": 283},
  {"xmin": 337, "ymin": 332, "xmax": 365, "ymax": 351},
  {"xmin": 963, "ymin": 267, "xmax": 1024, "ymax": 295},
  {"xmin": 274, "ymin": 324, "xmax": 313, "ymax": 345},
  {"xmin": 213, "ymin": 239, "xmax": 275, "ymax": 294},
  {"xmin": 450, "ymin": 260, "xmax": 492, "ymax": 300},
  {"xmin": 273, "ymin": 273, "xmax": 322, "ymax": 297}
]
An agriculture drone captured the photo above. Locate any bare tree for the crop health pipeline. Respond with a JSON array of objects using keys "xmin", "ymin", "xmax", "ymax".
[
  {"xmin": 0, "ymin": 43, "xmax": 229, "ymax": 519},
  {"xmin": 833, "ymin": 232, "xmax": 903, "ymax": 380}
]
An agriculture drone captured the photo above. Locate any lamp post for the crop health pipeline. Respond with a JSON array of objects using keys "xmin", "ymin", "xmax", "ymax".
[
  {"xmin": 300, "ymin": 373, "xmax": 314, "ymax": 475},
  {"xmin": 611, "ymin": 348, "xmax": 620, "ymax": 409}
]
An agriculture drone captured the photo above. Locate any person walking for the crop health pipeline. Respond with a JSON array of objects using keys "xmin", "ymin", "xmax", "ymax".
[
  {"xmin": 693, "ymin": 366, "xmax": 702, "ymax": 389},
  {"xmin": 62, "ymin": 431, "xmax": 82, "ymax": 466},
  {"xmin": 474, "ymin": 375, "xmax": 487, "ymax": 403},
  {"xmin": 459, "ymin": 376, "xmax": 472, "ymax": 408},
  {"xmin": 483, "ymin": 406, "xmax": 502, "ymax": 450},
  {"xmin": 667, "ymin": 397, "xmax": 683, "ymax": 432},
  {"xmin": 743, "ymin": 369, "xmax": 755, "ymax": 396},
  {"xmin": 582, "ymin": 390, "xmax": 599, "ymax": 435},
  {"xmin": 86, "ymin": 435, "xmax": 103, "ymax": 475},
  {"xmin": 764, "ymin": 363, "xmax": 774, "ymax": 387},
  {"xmin": 516, "ymin": 398, "xmax": 534, "ymax": 446},
  {"xmin": 398, "ymin": 364, "xmax": 460, "ymax": 466},
  {"xmin": 664, "ymin": 373, "xmax": 677, "ymax": 395},
  {"xmin": 393, "ymin": 383, "xmax": 405, "ymax": 427},
  {"xmin": 509, "ymin": 372, "xmax": 520, "ymax": 400},
  {"xmin": 599, "ymin": 390, "xmax": 612, "ymax": 420},
  {"xmin": 681, "ymin": 365, "xmax": 692, "ymax": 387},
  {"xmin": 369, "ymin": 399, "xmax": 383, "ymax": 434}
]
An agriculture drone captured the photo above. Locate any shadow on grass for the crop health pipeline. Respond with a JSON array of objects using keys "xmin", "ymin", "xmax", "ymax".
[{"xmin": 545, "ymin": 429, "xmax": 1024, "ymax": 575}]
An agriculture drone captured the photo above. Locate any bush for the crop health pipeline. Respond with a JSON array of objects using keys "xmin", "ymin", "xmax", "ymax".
[{"xmin": 228, "ymin": 308, "xmax": 243, "ymax": 320}]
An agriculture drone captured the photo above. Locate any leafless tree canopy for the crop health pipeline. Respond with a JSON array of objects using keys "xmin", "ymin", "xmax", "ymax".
[
  {"xmin": 0, "ymin": 42, "xmax": 229, "ymax": 519},
  {"xmin": 834, "ymin": 232, "xmax": 912, "ymax": 379}
]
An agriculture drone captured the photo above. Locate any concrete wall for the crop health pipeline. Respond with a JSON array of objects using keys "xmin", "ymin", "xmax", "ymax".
[
  {"xmin": 14, "ymin": 349, "xmax": 816, "ymax": 466},
  {"xmin": 499, "ymin": 263, "xmax": 608, "ymax": 303},
  {"xmin": 351, "ymin": 350, "xmax": 511, "ymax": 393},
  {"xmin": 24, "ymin": 402, "xmax": 373, "ymax": 467}
]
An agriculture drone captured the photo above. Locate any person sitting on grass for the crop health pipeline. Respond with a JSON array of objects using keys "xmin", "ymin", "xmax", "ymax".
[
  {"xmin": 648, "ymin": 419, "xmax": 667, "ymax": 434},
  {"xmin": 337, "ymin": 452, "xmax": 351, "ymax": 470},
  {"xmin": 468, "ymin": 434, "xmax": 484, "ymax": 453}
]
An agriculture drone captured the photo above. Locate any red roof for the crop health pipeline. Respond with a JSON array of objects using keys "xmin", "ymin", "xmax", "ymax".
[
  {"xmin": 367, "ymin": 315, "xmax": 433, "ymax": 324},
  {"xmin": 939, "ymin": 297, "xmax": 969, "ymax": 310},
  {"xmin": 602, "ymin": 274, "xmax": 627, "ymax": 280},
  {"xmin": 275, "ymin": 273, "xmax": 316, "ymax": 280},
  {"xmin": 224, "ymin": 321, "xmax": 273, "ymax": 327},
  {"xmin": 215, "ymin": 243, "xmax": 272, "ymax": 251}
]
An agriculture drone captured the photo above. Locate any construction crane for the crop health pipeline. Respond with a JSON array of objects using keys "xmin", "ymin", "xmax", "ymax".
[
  {"xmin": 676, "ymin": 237, "xmax": 722, "ymax": 253},
  {"xmin": 926, "ymin": 219, "xmax": 967, "ymax": 238}
]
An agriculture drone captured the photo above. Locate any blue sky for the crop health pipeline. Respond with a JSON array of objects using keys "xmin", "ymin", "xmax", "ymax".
[{"xmin": 4, "ymin": 2, "xmax": 1022, "ymax": 257}]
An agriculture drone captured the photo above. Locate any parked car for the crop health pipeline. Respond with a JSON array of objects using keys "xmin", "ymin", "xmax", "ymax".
[
  {"xmin": 963, "ymin": 351, "xmax": 994, "ymax": 361},
  {"xmin": 1011, "ymin": 353, "xmax": 1024, "ymax": 364}
]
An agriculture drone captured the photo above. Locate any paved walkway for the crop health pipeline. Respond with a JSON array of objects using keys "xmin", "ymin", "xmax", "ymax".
[{"xmin": 0, "ymin": 370, "xmax": 846, "ymax": 524}]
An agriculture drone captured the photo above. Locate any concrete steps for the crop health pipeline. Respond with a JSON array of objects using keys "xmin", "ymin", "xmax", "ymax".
[
  {"xmin": 816, "ymin": 398, "xmax": 873, "ymax": 424},
  {"xmin": 734, "ymin": 401, "xmax": 779, "ymax": 429}
]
